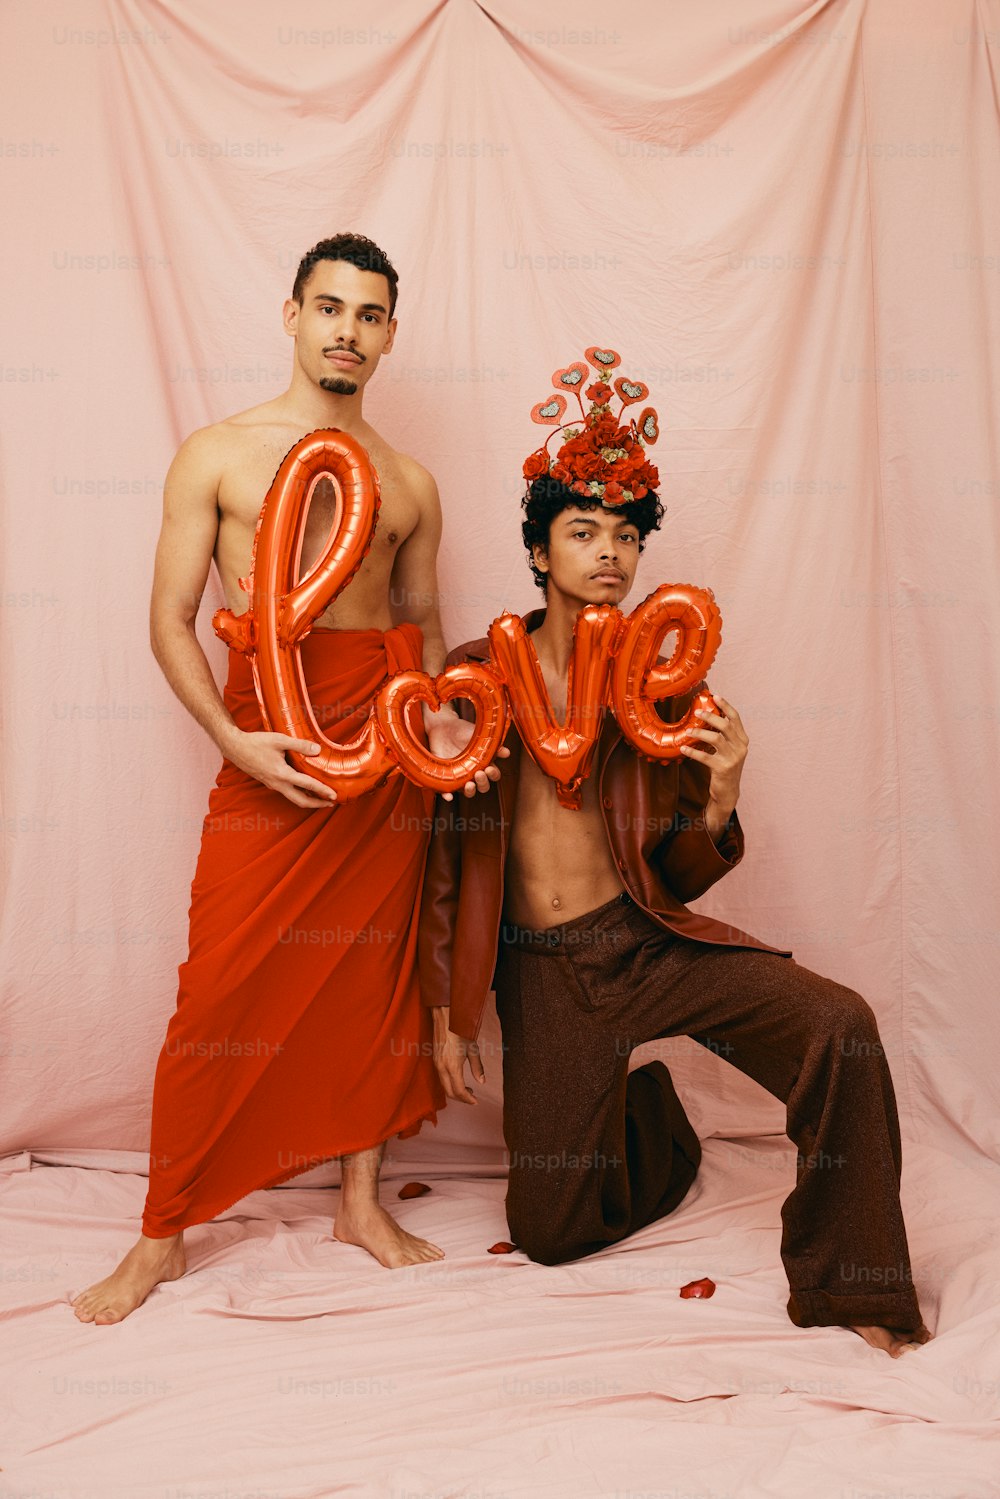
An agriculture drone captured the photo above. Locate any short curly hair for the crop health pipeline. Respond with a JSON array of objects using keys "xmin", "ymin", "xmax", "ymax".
[
  {"xmin": 292, "ymin": 233, "xmax": 399, "ymax": 317},
  {"xmin": 521, "ymin": 476, "xmax": 665, "ymax": 592}
]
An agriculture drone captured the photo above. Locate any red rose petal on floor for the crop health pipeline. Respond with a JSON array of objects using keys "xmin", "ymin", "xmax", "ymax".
[
  {"xmin": 679, "ymin": 1277, "xmax": 716, "ymax": 1299},
  {"xmin": 488, "ymin": 1241, "xmax": 517, "ymax": 1254},
  {"xmin": 397, "ymin": 1181, "xmax": 431, "ymax": 1200}
]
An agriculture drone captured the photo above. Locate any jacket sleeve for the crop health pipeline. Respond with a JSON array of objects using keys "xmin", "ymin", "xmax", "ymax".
[
  {"xmin": 417, "ymin": 793, "xmax": 462, "ymax": 1010},
  {"xmin": 416, "ymin": 642, "xmax": 472, "ymax": 1010},
  {"xmin": 650, "ymin": 681, "xmax": 746, "ymax": 904}
]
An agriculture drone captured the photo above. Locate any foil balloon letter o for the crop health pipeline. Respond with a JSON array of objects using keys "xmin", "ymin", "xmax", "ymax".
[{"xmin": 375, "ymin": 663, "xmax": 510, "ymax": 796}]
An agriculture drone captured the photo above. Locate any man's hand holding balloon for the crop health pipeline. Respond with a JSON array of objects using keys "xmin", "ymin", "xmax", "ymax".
[{"xmin": 679, "ymin": 694, "xmax": 749, "ymax": 842}]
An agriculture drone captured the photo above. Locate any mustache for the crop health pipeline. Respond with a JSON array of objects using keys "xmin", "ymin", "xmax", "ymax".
[{"xmin": 322, "ymin": 347, "xmax": 367, "ymax": 363}]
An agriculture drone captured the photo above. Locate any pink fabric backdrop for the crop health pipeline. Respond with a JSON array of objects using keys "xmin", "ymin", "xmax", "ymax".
[
  {"xmin": 3, "ymin": 3, "xmax": 1000, "ymax": 1495},
  {"xmin": 3, "ymin": 0, "xmax": 997, "ymax": 1167}
]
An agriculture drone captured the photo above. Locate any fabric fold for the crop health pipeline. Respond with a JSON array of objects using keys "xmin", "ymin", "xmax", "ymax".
[{"xmin": 142, "ymin": 623, "xmax": 443, "ymax": 1238}]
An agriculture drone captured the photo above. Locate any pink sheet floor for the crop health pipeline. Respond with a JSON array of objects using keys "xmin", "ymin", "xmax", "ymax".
[{"xmin": 3, "ymin": 1136, "xmax": 999, "ymax": 1499}]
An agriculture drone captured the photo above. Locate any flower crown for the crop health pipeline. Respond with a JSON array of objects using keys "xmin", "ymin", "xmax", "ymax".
[{"xmin": 522, "ymin": 346, "xmax": 660, "ymax": 507}]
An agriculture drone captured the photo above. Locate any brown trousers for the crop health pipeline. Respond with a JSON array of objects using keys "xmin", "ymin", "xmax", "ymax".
[{"xmin": 493, "ymin": 892, "xmax": 924, "ymax": 1334}]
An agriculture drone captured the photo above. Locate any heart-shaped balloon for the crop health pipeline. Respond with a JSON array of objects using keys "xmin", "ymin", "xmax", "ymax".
[
  {"xmin": 530, "ymin": 394, "xmax": 568, "ymax": 425},
  {"xmin": 552, "ymin": 362, "xmax": 589, "ymax": 391},
  {"xmin": 585, "ymin": 346, "xmax": 622, "ymax": 370},
  {"xmin": 375, "ymin": 662, "xmax": 510, "ymax": 794},
  {"xmin": 614, "ymin": 376, "xmax": 649, "ymax": 405}
]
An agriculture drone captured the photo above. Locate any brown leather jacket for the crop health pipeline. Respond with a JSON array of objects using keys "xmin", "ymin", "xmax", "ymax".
[{"xmin": 418, "ymin": 610, "xmax": 793, "ymax": 1040}]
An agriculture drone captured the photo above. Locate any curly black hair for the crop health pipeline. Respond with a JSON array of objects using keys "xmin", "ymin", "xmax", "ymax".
[
  {"xmin": 521, "ymin": 475, "xmax": 665, "ymax": 592},
  {"xmin": 292, "ymin": 233, "xmax": 399, "ymax": 317}
]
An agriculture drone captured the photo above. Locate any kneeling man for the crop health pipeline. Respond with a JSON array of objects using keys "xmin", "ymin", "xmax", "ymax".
[{"xmin": 419, "ymin": 352, "xmax": 930, "ymax": 1357}]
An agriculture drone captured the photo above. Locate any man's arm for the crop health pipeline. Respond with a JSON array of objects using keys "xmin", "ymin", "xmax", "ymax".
[
  {"xmin": 388, "ymin": 457, "xmax": 450, "ymax": 675},
  {"xmin": 681, "ymin": 694, "xmax": 748, "ymax": 839},
  {"xmin": 150, "ymin": 429, "xmax": 334, "ymax": 809},
  {"xmin": 417, "ymin": 791, "xmax": 486, "ymax": 1105},
  {"xmin": 651, "ymin": 690, "xmax": 749, "ymax": 903}
]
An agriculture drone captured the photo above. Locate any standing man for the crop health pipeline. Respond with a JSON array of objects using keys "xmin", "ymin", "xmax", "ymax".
[
  {"xmin": 73, "ymin": 233, "xmax": 496, "ymax": 1324},
  {"xmin": 420, "ymin": 350, "xmax": 930, "ymax": 1357}
]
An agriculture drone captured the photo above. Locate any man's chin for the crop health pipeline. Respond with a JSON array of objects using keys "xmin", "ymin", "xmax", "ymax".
[
  {"xmin": 319, "ymin": 376, "xmax": 359, "ymax": 396},
  {"xmin": 586, "ymin": 579, "xmax": 629, "ymax": 605}
]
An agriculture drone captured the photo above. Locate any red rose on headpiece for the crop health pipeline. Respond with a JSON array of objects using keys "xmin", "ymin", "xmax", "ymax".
[
  {"xmin": 575, "ymin": 453, "xmax": 604, "ymax": 480},
  {"xmin": 586, "ymin": 382, "xmax": 613, "ymax": 403},
  {"xmin": 522, "ymin": 449, "xmax": 550, "ymax": 481},
  {"xmin": 591, "ymin": 414, "xmax": 618, "ymax": 443},
  {"xmin": 603, "ymin": 480, "xmax": 625, "ymax": 503}
]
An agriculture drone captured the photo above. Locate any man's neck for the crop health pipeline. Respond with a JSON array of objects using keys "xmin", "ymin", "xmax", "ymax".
[
  {"xmin": 529, "ymin": 590, "xmax": 585, "ymax": 678},
  {"xmin": 281, "ymin": 367, "xmax": 368, "ymax": 435}
]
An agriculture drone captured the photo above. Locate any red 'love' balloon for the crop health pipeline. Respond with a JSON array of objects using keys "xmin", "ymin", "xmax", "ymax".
[{"xmin": 211, "ymin": 431, "xmax": 724, "ymax": 800}]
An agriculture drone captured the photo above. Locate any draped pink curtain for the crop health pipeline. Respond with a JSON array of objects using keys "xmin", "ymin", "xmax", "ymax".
[{"xmin": 2, "ymin": 0, "xmax": 998, "ymax": 1172}]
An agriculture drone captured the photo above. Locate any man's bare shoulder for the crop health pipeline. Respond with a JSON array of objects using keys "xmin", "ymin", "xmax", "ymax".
[
  {"xmin": 169, "ymin": 400, "xmax": 302, "ymax": 482},
  {"xmin": 187, "ymin": 398, "xmax": 301, "ymax": 451},
  {"xmin": 385, "ymin": 445, "xmax": 440, "ymax": 510}
]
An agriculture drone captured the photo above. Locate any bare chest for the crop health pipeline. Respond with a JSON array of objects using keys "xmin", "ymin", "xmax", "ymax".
[
  {"xmin": 511, "ymin": 748, "xmax": 610, "ymax": 848},
  {"xmin": 216, "ymin": 436, "xmax": 419, "ymax": 604}
]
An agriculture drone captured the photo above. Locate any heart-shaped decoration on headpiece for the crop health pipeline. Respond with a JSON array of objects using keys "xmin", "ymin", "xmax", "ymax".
[
  {"xmin": 552, "ymin": 362, "xmax": 589, "ymax": 390},
  {"xmin": 530, "ymin": 394, "xmax": 568, "ymax": 425},
  {"xmin": 638, "ymin": 406, "xmax": 659, "ymax": 444},
  {"xmin": 614, "ymin": 377, "xmax": 649, "ymax": 406},
  {"xmin": 585, "ymin": 346, "xmax": 622, "ymax": 371}
]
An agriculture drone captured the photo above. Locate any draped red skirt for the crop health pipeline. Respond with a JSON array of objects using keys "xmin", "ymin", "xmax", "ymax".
[{"xmin": 142, "ymin": 624, "xmax": 443, "ymax": 1238}]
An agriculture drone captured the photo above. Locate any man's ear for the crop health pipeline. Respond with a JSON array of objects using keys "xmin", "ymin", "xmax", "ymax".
[
  {"xmin": 282, "ymin": 298, "xmax": 299, "ymax": 338},
  {"xmin": 532, "ymin": 542, "xmax": 549, "ymax": 576},
  {"xmin": 382, "ymin": 316, "xmax": 398, "ymax": 355}
]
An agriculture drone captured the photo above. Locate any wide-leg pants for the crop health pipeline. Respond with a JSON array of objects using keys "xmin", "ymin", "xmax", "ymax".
[{"xmin": 494, "ymin": 892, "xmax": 924, "ymax": 1335}]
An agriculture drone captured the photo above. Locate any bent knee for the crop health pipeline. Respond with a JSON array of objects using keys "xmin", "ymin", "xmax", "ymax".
[{"xmin": 820, "ymin": 984, "xmax": 882, "ymax": 1050}]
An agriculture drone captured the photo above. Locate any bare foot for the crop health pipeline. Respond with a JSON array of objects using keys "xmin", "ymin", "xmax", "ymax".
[
  {"xmin": 71, "ymin": 1234, "xmax": 187, "ymax": 1324},
  {"xmin": 334, "ymin": 1203, "xmax": 444, "ymax": 1267},
  {"xmin": 849, "ymin": 1321, "xmax": 932, "ymax": 1358}
]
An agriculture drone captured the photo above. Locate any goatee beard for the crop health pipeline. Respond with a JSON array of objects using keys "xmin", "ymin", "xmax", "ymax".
[{"xmin": 319, "ymin": 376, "xmax": 359, "ymax": 396}]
